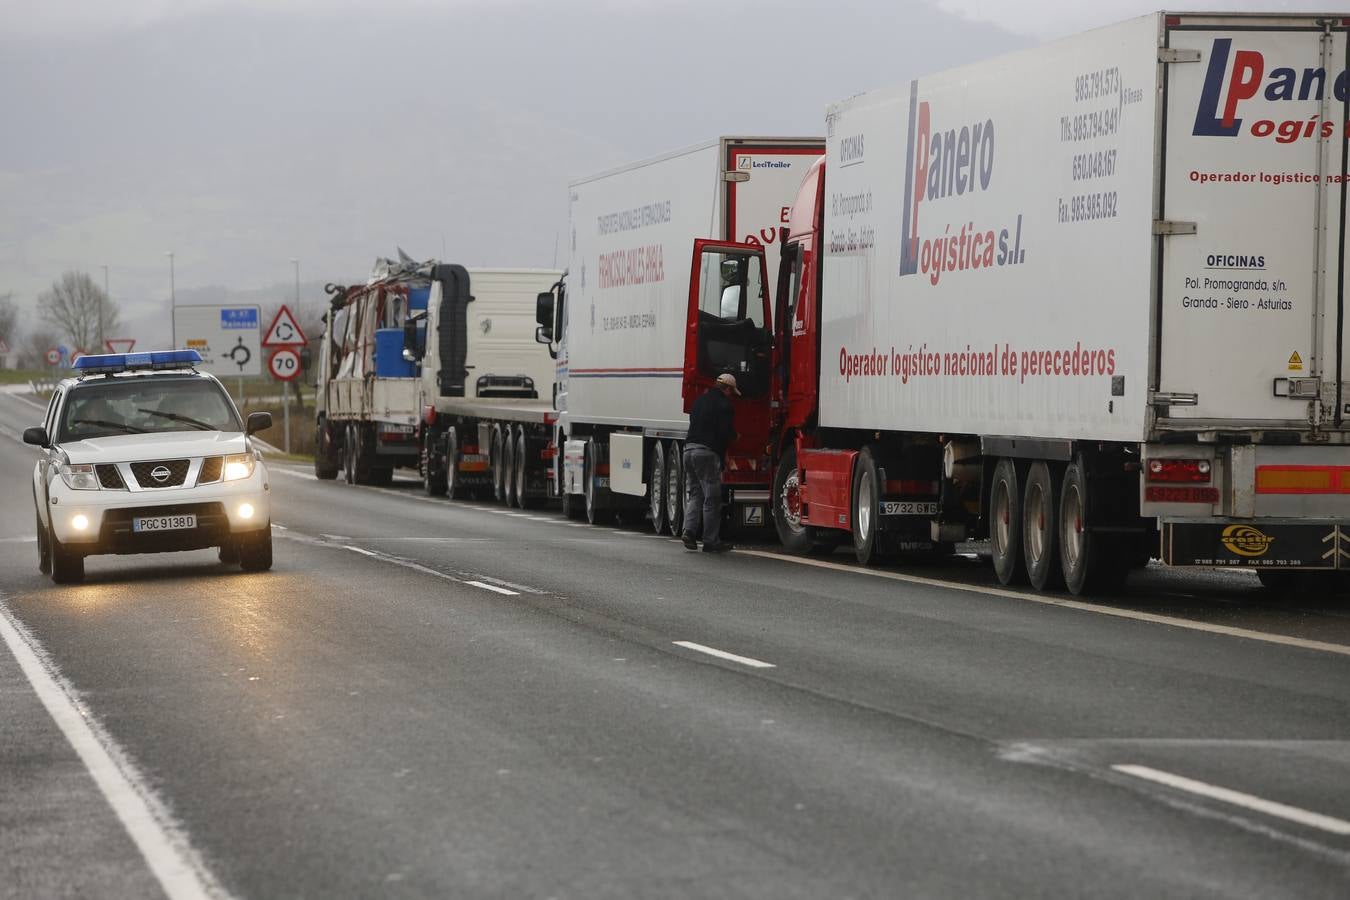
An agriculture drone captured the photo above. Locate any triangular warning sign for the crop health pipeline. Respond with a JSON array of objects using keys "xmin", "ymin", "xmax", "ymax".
[
  {"xmin": 263, "ymin": 305, "xmax": 307, "ymax": 347},
  {"xmin": 1288, "ymin": 351, "xmax": 1303, "ymax": 371}
]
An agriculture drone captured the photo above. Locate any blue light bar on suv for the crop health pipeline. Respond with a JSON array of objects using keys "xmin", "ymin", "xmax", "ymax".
[{"xmin": 72, "ymin": 349, "xmax": 204, "ymax": 375}]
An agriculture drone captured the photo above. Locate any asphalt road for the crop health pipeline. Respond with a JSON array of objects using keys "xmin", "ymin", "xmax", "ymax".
[{"xmin": 3, "ymin": 391, "xmax": 1350, "ymax": 898}]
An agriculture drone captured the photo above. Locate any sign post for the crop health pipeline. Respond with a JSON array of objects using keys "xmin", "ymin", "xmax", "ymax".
[{"xmin": 262, "ymin": 306, "xmax": 307, "ymax": 454}]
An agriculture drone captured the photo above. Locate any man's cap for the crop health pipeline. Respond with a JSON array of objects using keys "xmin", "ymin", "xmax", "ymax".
[{"xmin": 716, "ymin": 373, "xmax": 741, "ymax": 396}]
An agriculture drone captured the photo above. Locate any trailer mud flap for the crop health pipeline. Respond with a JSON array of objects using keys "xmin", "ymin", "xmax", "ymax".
[{"xmin": 1161, "ymin": 522, "xmax": 1350, "ymax": 570}]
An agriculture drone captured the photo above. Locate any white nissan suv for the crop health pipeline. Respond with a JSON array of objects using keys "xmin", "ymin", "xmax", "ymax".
[{"xmin": 26, "ymin": 350, "xmax": 273, "ymax": 584}]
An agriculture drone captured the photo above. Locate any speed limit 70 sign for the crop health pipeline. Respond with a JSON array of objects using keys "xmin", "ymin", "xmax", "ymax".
[{"xmin": 268, "ymin": 348, "xmax": 302, "ymax": 381}]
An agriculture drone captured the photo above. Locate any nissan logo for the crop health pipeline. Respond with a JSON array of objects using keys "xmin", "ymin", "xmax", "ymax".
[{"xmin": 151, "ymin": 465, "xmax": 171, "ymax": 483}]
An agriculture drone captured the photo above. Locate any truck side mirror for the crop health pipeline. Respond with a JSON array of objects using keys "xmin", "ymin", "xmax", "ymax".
[
  {"xmin": 23, "ymin": 426, "xmax": 49, "ymax": 447},
  {"xmin": 246, "ymin": 412, "xmax": 272, "ymax": 435},
  {"xmin": 535, "ymin": 291, "xmax": 555, "ymax": 342}
]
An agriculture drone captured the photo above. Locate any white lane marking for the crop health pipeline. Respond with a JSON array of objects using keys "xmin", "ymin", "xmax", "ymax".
[
  {"xmin": 267, "ymin": 467, "xmax": 317, "ymax": 481},
  {"xmin": 673, "ymin": 640, "xmax": 775, "ymax": 669},
  {"xmin": 343, "ymin": 544, "xmax": 381, "ymax": 557},
  {"xmin": 738, "ymin": 550, "xmax": 1350, "ymax": 659},
  {"xmin": 3, "ymin": 391, "xmax": 47, "ymax": 410},
  {"xmin": 465, "ymin": 580, "xmax": 520, "ymax": 596},
  {"xmin": 0, "ymin": 597, "xmax": 226, "ymax": 900},
  {"xmin": 1113, "ymin": 764, "xmax": 1350, "ymax": 836},
  {"xmin": 0, "ymin": 535, "xmax": 36, "ymax": 543}
]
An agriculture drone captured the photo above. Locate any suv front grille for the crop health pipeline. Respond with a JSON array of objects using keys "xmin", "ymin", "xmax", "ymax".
[
  {"xmin": 96, "ymin": 464, "xmax": 126, "ymax": 490},
  {"xmin": 198, "ymin": 456, "xmax": 223, "ymax": 484},
  {"xmin": 130, "ymin": 459, "xmax": 190, "ymax": 489}
]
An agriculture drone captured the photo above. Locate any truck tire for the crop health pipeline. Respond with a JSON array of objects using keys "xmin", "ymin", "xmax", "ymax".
[
  {"xmin": 445, "ymin": 427, "xmax": 466, "ymax": 501},
  {"xmin": 648, "ymin": 441, "xmax": 668, "ymax": 534},
  {"xmin": 852, "ymin": 447, "xmax": 882, "ymax": 565},
  {"xmin": 990, "ymin": 458, "xmax": 1028, "ymax": 586},
  {"xmin": 369, "ymin": 467, "xmax": 393, "ymax": 486},
  {"xmin": 774, "ymin": 445, "xmax": 821, "ymax": 555},
  {"xmin": 585, "ymin": 442, "xmax": 611, "ymax": 525},
  {"xmin": 490, "ymin": 426, "xmax": 507, "ymax": 504},
  {"xmin": 503, "ymin": 429, "xmax": 520, "ymax": 508},
  {"xmin": 314, "ymin": 416, "xmax": 340, "ymax": 480},
  {"xmin": 1059, "ymin": 457, "xmax": 1122, "ymax": 596},
  {"xmin": 37, "ymin": 513, "xmax": 51, "ymax": 575},
  {"xmin": 665, "ymin": 441, "xmax": 684, "ymax": 535},
  {"xmin": 238, "ymin": 528, "xmax": 273, "ymax": 572},
  {"xmin": 343, "ymin": 424, "xmax": 356, "ymax": 484},
  {"xmin": 351, "ymin": 424, "xmax": 374, "ymax": 485},
  {"xmin": 50, "ymin": 534, "xmax": 85, "ymax": 585},
  {"xmin": 515, "ymin": 431, "xmax": 542, "ymax": 509},
  {"xmin": 423, "ymin": 431, "xmax": 447, "ymax": 496},
  {"xmin": 1022, "ymin": 461, "xmax": 1064, "ymax": 591}
]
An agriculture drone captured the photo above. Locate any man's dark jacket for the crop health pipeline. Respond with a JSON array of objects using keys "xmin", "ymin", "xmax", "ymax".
[{"xmin": 686, "ymin": 388, "xmax": 736, "ymax": 458}]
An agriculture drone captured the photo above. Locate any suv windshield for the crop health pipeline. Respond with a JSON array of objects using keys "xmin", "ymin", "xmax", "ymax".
[{"xmin": 58, "ymin": 377, "xmax": 242, "ymax": 441}]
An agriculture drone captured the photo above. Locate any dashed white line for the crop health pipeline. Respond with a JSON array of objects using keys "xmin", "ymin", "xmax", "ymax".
[
  {"xmin": 673, "ymin": 641, "xmax": 775, "ymax": 669},
  {"xmin": 0, "ymin": 597, "xmax": 226, "ymax": 900},
  {"xmin": 465, "ymin": 580, "xmax": 520, "ymax": 596},
  {"xmin": 1113, "ymin": 764, "xmax": 1350, "ymax": 836}
]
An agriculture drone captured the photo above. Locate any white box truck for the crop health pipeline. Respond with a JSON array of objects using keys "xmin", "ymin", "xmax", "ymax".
[
  {"xmin": 681, "ymin": 12, "xmax": 1350, "ymax": 592},
  {"xmin": 536, "ymin": 136, "xmax": 824, "ymax": 526}
]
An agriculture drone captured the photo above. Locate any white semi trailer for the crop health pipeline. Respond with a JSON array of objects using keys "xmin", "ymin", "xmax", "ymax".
[{"xmin": 684, "ymin": 12, "xmax": 1350, "ymax": 593}]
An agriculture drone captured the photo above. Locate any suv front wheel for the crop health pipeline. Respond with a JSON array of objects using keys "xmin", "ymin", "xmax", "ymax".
[{"xmin": 237, "ymin": 528, "xmax": 273, "ymax": 572}]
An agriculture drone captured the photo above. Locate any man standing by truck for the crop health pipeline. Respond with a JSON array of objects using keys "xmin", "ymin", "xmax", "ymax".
[{"xmin": 681, "ymin": 373, "xmax": 739, "ymax": 553}]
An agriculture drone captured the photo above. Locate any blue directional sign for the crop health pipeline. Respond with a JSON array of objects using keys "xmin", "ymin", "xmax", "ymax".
[{"xmin": 221, "ymin": 308, "xmax": 259, "ymax": 330}]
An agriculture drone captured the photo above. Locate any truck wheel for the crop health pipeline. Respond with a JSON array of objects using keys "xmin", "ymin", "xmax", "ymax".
[
  {"xmin": 1059, "ymin": 458, "xmax": 1122, "ymax": 596},
  {"xmin": 314, "ymin": 417, "xmax": 340, "ymax": 480},
  {"xmin": 369, "ymin": 467, "xmax": 393, "ymax": 486},
  {"xmin": 37, "ymin": 513, "xmax": 52, "ymax": 575},
  {"xmin": 352, "ymin": 425, "xmax": 374, "ymax": 485},
  {"xmin": 515, "ymin": 431, "xmax": 542, "ymax": 509},
  {"xmin": 852, "ymin": 447, "xmax": 882, "ymax": 565},
  {"xmin": 585, "ymin": 442, "xmax": 611, "ymax": 525},
  {"xmin": 1022, "ymin": 461, "xmax": 1064, "ymax": 591},
  {"xmin": 665, "ymin": 441, "xmax": 684, "ymax": 534},
  {"xmin": 238, "ymin": 528, "xmax": 273, "ymax": 572},
  {"xmin": 50, "ymin": 535, "xmax": 85, "ymax": 585},
  {"xmin": 648, "ymin": 442, "xmax": 668, "ymax": 533},
  {"xmin": 490, "ymin": 427, "xmax": 506, "ymax": 504},
  {"xmin": 445, "ymin": 427, "xmax": 466, "ymax": 500},
  {"xmin": 423, "ymin": 431, "xmax": 447, "ymax": 496},
  {"xmin": 343, "ymin": 424, "xmax": 356, "ymax": 484},
  {"xmin": 774, "ymin": 445, "xmax": 820, "ymax": 555},
  {"xmin": 990, "ymin": 458, "xmax": 1028, "ymax": 586},
  {"xmin": 503, "ymin": 429, "xmax": 520, "ymax": 508}
]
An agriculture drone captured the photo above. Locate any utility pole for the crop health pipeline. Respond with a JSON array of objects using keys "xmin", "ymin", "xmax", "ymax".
[
  {"xmin": 167, "ymin": 251, "xmax": 176, "ymax": 347},
  {"xmin": 284, "ymin": 258, "xmax": 299, "ymax": 454},
  {"xmin": 100, "ymin": 265, "xmax": 109, "ymax": 353}
]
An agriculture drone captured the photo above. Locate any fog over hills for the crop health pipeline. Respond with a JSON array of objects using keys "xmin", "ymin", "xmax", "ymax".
[{"xmin": 3, "ymin": 0, "xmax": 1030, "ymax": 347}]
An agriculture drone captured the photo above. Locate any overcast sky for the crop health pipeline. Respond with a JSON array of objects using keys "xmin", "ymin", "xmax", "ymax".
[{"xmin": 1, "ymin": 0, "xmax": 1344, "ymax": 349}]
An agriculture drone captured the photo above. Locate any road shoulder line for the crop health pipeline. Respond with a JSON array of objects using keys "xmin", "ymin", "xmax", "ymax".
[
  {"xmin": 0, "ymin": 596, "xmax": 227, "ymax": 900},
  {"xmin": 737, "ymin": 550, "xmax": 1350, "ymax": 658}
]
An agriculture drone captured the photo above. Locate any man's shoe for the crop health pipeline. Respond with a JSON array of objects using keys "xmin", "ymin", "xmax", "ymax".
[
  {"xmin": 681, "ymin": 532, "xmax": 699, "ymax": 550},
  {"xmin": 701, "ymin": 541, "xmax": 733, "ymax": 553}
]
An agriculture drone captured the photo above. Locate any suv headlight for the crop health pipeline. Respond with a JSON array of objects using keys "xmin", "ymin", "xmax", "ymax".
[
  {"xmin": 223, "ymin": 453, "xmax": 255, "ymax": 482},
  {"xmin": 59, "ymin": 463, "xmax": 100, "ymax": 490}
]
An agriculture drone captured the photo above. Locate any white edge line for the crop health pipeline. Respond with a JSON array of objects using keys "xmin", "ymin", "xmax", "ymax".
[
  {"xmin": 673, "ymin": 640, "xmax": 775, "ymax": 669},
  {"xmin": 3, "ymin": 391, "xmax": 47, "ymax": 410},
  {"xmin": 465, "ymin": 580, "xmax": 520, "ymax": 596},
  {"xmin": 0, "ymin": 598, "xmax": 226, "ymax": 900},
  {"xmin": 1113, "ymin": 764, "xmax": 1350, "ymax": 836},
  {"xmin": 737, "ymin": 549, "xmax": 1350, "ymax": 659}
]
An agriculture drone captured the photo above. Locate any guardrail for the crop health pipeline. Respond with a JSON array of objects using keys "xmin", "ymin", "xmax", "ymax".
[{"xmin": 28, "ymin": 378, "xmax": 57, "ymax": 395}]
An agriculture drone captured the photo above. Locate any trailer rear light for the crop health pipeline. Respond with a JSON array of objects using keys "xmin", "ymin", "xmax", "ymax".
[
  {"xmin": 1145, "ymin": 486, "xmax": 1219, "ymax": 503},
  {"xmin": 424, "ymin": 406, "xmax": 437, "ymax": 426},
  {"xmin": 1146, "ymin": 459, "xmax": 1211, "ymax": 483},
  {"xmin": 885, "ymin": 479, "xmax": 939, "ymax": 495},
  {"xmin": 1255, "ymin": 465, "xmax": 1350, "ymax": 494},
  {"xmin": 462, "ymin": 444, "xmax": 479, "ymax": 455},
  {"xmin": 540, "ymin": 444, "xmax": 558, "ymax": 460}
]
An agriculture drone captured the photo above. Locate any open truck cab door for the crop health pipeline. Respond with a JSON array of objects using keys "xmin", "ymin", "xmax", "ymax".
[{"xmin": 684, "ymin": 239, "xmax": 775, "ymax": 483}]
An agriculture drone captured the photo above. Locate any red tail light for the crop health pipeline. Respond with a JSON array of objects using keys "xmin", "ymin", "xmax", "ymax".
[{"xmin": 1147, "ymin": 459, "xmax": 1211, "ymax": 483}]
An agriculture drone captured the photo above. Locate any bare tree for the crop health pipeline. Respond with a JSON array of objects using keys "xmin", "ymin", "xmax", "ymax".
[
  {"xmin": 18, "ymin": 327, "xmax": 60, "ymax": 369},
  {"xmin": 0, "ymin": 293, "xmax": 16, "ymax": 357},
  {"xmin": 38, "ymin": 271, "xmax": 121, "ymax": 353}
]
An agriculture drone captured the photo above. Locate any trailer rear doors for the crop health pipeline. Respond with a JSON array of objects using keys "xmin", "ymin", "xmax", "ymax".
[{"xmin": 1157, "ymin": 17, "xmax": 1349, "ymax": 430}]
